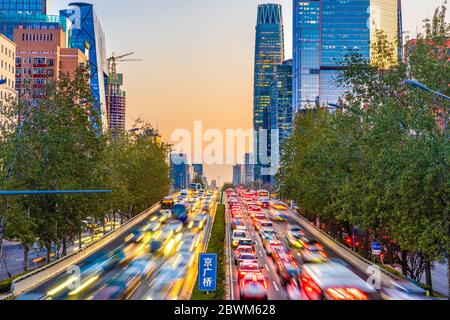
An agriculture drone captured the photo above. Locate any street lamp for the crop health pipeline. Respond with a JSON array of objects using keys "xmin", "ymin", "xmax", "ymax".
[
  {"xmin": 404, "ymin": 79, "xmax": 450, "ymax": 101},
  {"xmin": 328, "ymin": 103, "xmax": 343, "ymax": 110}
]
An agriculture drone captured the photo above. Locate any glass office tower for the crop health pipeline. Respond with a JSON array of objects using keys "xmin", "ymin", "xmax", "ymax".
[
  {"xmin": 293, "ymin": 0, "xmax": 403, "ymax": 111},
  {"xmin": 61, "ymin": 2, "xmax": 108, "ymax": 130},
  {"xmin": 269, "ymin": 59, "xmax": 293, "ymax": 185},
  {"xmin": 253, "ymin": 3, "xmax": 285, "ymax": 184},
  {"xmin": 0, "ymin": 0, "xmax": 47, "ymax": 15}
]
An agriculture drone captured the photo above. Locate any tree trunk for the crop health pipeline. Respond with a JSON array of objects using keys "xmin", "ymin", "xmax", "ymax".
[
  {"xmin": 62, "ymin": 238, "xmax": 67, "ymax": 257},
  {"xmin": 401, "ymin": 251, "xmax": 408, "ymax": 276},
  {"xmin": 78, "ymin": 230, "xmax": 82, "ymax": 250},
  {"xmin": 23, "ymin": 245, "xmax": 29, "ymax": 271},
  {"xmin": 46, "ymin": 244, "xmax": 51, "ymax": 264},
  {"xmin": 425, "ymin": 259, "xmax": 433, "ymax": 296}
]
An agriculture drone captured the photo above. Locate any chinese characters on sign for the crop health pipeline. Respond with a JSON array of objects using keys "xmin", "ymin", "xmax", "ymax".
[{"xmin": 198, "ymin": 254, "xmax": 217, "ymax": 292}]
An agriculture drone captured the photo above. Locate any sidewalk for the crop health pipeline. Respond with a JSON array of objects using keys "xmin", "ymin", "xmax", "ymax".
[{"xmin": 0, "ymin": 223, "xmax": 121, "ymax": 282}]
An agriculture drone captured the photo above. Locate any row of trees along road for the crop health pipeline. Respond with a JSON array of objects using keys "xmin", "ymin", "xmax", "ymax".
[
  {"xmin": 0, "ymin": 64, "xmax": 171, "ymax": 274},
  {"xmin": 278, "ymin": 5, "xmax": 449, "ymax": 296}
]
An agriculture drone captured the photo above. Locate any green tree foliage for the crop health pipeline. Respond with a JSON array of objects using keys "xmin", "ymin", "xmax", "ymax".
[{"xmin": 278, "ymin": 4, "xmax": 449, "ymax": 293}]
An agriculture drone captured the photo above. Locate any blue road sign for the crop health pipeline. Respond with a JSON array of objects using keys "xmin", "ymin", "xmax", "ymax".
[
  {"xmin": 372, "ymin": 242, "xmax": 382, "ymax": 255},
  {"xmin": 198, "ymin": 254, "xmax": 217, "ymax": 292}
]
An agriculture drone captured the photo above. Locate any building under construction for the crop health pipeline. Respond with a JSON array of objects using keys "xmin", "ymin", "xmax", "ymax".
[{"xmin": 106, "ymin": 72, "xmax": 126, "ymax": 133}]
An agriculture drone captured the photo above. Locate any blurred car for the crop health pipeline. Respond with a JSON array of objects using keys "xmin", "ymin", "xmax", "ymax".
[
  {"xmin": 235, "ymin": 252, "xmax": 259, "ymax": 266},
  {"xmin": 301, "ymin": 262, "xmax": 377, "ymax": 300},
  {"xmin": 239, "ymin": 273, "xmax": 268, "ymax": 301},
  {"xmin": 231, "ymin": 217, "xmax": 245, "ymax": 230},
  {"xmin": 90, "ymin": 281, "xmax": 125, "ymax": 300},
  {"xmin": 252, "ymin": 214, "xmax": 267, "ymax": 227},
  {"xmin": 237, "ymin": 262, "xmax": 263, "ymax": 281},
  {"xmin": 263, "ymin": 239, "xmax": 284, "ymax": 256},
  {"xmin": 163, "ymin": 221, "xmax": 183, "ymax": 234},
  {"xmin": 142, "ymin": 222, "xmax": 161, "ymax": 233},
  {"xmin": 268, "ymin": 209, "xmax": 287, "ymax": 222},
  {"xmin": 147, "ymin": 268, "xmax": 184, "ymax": 300},
  {"xmin": 188, "ymin": 215, "xmax": 208, "ymax": 231},
  {"xmin": 286, "ymin": 225, "xmax": 305, "ymax": 248},
  {"xmin": 161, "ymin": 196, "xmax": 175, "ymax": 209},
  {"xmin": 286, "ymin": 279, "xmax": 301, "ymax": 300},
  {"xmin": 260, "ymin": 201, "xmax": 270, "ymax": 209},
  {"xmin": 237, "ymin": 238, "xmax": 255, "ymax": 249},
  {"xmin": 260, "ymin": 232, "xmax": 277, "ymax": 244},
  {"xmin": 234, "ymin": 245, "xmax": 256, "ymax": 264},
  {"xmin": 129, "ymin": 255, "xmax": 158, "ymax": 280},
  {"xmin": 256, "ymin": 220, "xmax": 274, "ymax": 233},
  {"xmin": 381, "ymin": 280, "xmax": 430, "ymax": 300},
  {"xmin": 178, "ymin": 234, "xmax": 200, "ymax": 253},
  {"xmin": 274, "ymin": 253, "xmax": 301, "ymax": 286},
  {"xmin": 301, "ymin": 240, "xmax": 327, "ymax": 264},
  {"xmin": 232, "ymin": 229, "xmax": 249, "ymax": 248}
]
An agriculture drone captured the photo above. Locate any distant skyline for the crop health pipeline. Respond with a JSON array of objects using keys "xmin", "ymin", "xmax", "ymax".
[{"xmin": 48, "ymin": 0, "xmax": 448, "ymax": 184}]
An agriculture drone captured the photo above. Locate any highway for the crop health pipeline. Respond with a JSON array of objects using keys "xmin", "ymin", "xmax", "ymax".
[
  {"xmin": 225, "ymin": 190, "xmax": 384, "ymax": 301},
  {"xmin": 16, "ymin": 192, "xmax": 218, "ymax": 301}
]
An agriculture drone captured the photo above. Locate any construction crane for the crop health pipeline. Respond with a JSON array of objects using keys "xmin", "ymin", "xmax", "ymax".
[{"xmin": 106, "ymin": 52, "xmax": 142, "ymax": 128}]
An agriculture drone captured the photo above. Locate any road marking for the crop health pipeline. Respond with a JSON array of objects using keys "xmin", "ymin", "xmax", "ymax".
[
  {"xmin": 273, "ymin": 281, "xmax": 280, "ymax": 292},
  {"xmin": 16, "ymin": 258, "xmax": 24, "ymax": 262},
  {"xmin": 265, "ymin": 264, "xmax": 270, "ymax": 271}
]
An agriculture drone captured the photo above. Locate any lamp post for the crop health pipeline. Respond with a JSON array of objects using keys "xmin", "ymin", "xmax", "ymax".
[{"xmin": 404, "ymin": 80, "xmax": 450, "ymax": 101}]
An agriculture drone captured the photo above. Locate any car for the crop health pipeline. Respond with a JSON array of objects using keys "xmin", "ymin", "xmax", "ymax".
[
  {"xmin": 268, "ymin": 209, "xmax": 287, "ymax": 222},
  {"xmin": 232, "ymin": 230, "xmax": 249, "ymax": 248},
  {"xmin": 260, "ymin": 201, "xmax": 270, "ymax": 209},
  {"xmin": 161, "ymin": 197, "xmax": 174, "ymax": 209},
  {"xmin": 231, "ymin": 217, "xmax": 245, "ymax": 229},
  {"xmin": 90, "ymin": 282, "xmax": 125, "ymax": 300},
  {"xmin": 275, "ymin": 256, "xmax": 301, "ymax": 286},
  {"xmin": 237, "ymin": 238, "xmax": 255, "ymax": 249},
  {"xmin": 252, "ymin": 214, "xmax": 267, "ymax": 227},
  {"xmin": 301, "ymin": 240, "xmax": 327, "ymax": 263},
  {"xmin": 263, "ymin": 240, "xmax": 284, "ymax": 256},
  {"xmin": 178, "ymin": 237, "xmax": 199, "ymax": 254},
  {"xmin": 259, "ymin": 230, "xmax": 276, "ymax": 242},
  {"xmin": 286, "ymin": 225, "xmax": 305, "ymax": 248},
  {"xmin": 188, "ymin": 215, "xmax": 208, "ymax": 231},
  {"xmin": 256, "ymin": 220, "xmax": 273, "ymax": 232},
  {"xmin": 236, "ymin": 252, "xmax": 259, "ymax": 266},
  {"xmin": 164, "ymin": 220, "xmax": 183, "ymax": 234},
  {"xmin": 237, "ymin": 262, "xmax": 263, "ymax": 281},
  {"xmin": 142, "ymin": 222, "xmax": 161, "ymax": 233},
  {"xmin": 147, "ymin": 268, "xmax": 184, "ymax": 300},
  {"xmin": 234, "ymin": 245, "xmax": 256, "ymax": 264},
  {"xmin": 128, "ymin": 256, "xmax": 158, "ymax": 280},
  {"xmin": 239, "ymin": 273, "xmax": 268, "ymax": 301}
]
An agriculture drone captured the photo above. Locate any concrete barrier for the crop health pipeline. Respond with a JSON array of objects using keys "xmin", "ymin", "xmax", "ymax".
[{"xmin": 12, "ymin": 202, "xmax": 163, "ymax": 297}]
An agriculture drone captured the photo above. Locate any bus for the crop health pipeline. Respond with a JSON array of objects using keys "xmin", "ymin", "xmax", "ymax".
[
  {"xmin": 300, "ymin": 262, "xmax": 378, "ymax": 300},
  {"xmin": 257, "ymin": 190, "xmax": 270, "ymax": 207},
  {"xmin": 161, "ymin": 197, "xmax": 174, "ymax": 209}
]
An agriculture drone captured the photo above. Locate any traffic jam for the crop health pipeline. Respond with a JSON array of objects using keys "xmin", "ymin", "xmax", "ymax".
[
  {"xmin": 225, "ymin": 187, "xmax": 380, "ymax": 301},
  {"xmin": 18, "ymin": 187, "xmax": 218, "ymax": 301}
]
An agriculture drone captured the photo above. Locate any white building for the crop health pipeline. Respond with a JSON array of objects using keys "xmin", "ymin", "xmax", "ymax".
[{"xmin": 0, "ymin": 33, "xmax": 16, "ymax": 131}]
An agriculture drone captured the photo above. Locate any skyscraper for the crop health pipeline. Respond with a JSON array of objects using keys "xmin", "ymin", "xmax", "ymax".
[
  {"xmin": 269, "ymin": 59, "xmax": 293, "ymax": 185},
  {"xmin": 0, "ymin": 0, "xmax": 47, "ymax": 15},
  {"xmin": 244, "ymin": 153, "xmax": 254, "ymax": 187},
  {"xmin": 61, "ymin": 3, "xmax": 108, "ymax": 129},
  {"xmin": 106, "ymin": 72, "xmax": 126, "ymax": 133},
  {"xmin": 293, "ymin": 0, "xmax": 403, "ymax": 111},
  {"xmin": 233, "ymin": 164, "xmax": 244, "ymax": 186},
  {"xmin": 253, "ymin": 3, "xmax": 285, "ymax": 184},
  {"xmin": 170, "ymin": 153, "xmax": 189, "ymax": 191},
  {"xmin": 0, "ymin": 0, "xmax": 71, "ymax": 44}
]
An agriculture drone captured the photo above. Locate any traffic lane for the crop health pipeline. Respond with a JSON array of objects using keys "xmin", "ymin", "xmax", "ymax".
[
  {"xmin": 130, "ymin": 205, "xmax": 214, "ymax": 300},
  {"xmin": 17, "ymin": 213, "xmax": 158, "ymax": 300},
  {"xmin": 227, "ymin": 201, "xmax": 286, "ymax": 300}
]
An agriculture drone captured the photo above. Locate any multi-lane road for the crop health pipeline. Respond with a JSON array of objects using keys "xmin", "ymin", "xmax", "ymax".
[
  {"xmin": 16, "ymin": 192, "xmax": 218, "ymax": 301},
  {"xmin": 224, "ymin": 190, "xmax": 384, "ymax": 301}
]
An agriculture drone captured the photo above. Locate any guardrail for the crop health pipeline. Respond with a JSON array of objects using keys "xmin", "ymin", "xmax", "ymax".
[
  {"xmin": 9, "ymin": 196, "xmax": 178, "ymax": 298},
  {"xmin": 287, "ymin": 208, "xmax": 404, "ymax": 288}
]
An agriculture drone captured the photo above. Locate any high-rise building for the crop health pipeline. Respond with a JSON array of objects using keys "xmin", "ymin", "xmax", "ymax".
[
  {"xmin": 244, "ymin": 153, "xmax": 254, "ymax": 187},
  {"xmin": 293, "ymin": 0, "xmax": 403, "ymax": 111},
  {"xmin": 106, "ymin": 72, "xmax": 126, "ymax": 133},
  {"xmin": 0, "ymin": 33, "xmax": 16, "ymax": 131},
  {"xmin": 0, "ymin": 0, "xmax": 47, "ymax": 15},
  {"xmin": 253, "ymin": 3, "xmax": 285, "ymax": 184},
  {"xmin": 170, "ymin": 153, "xmax": 189, "ymax": 191},
  {"xmin": 233, "ymin": 164, "xmax": 244, "ymax": 186},
  {"xmin": 0, "ymin": 0, "xmax": 73, "ymax": 46},
  {"xmin": 269, "ymin": 59, "xmax": 293, "ymax": 185},
  {"xmin": 14, "ymin": 27, "xmax": 87, "ymax": 105},
  {"xmin": 61, "ymin": 3, "xmax": 108, "ymax": 129},
  {"xmin": 192, "ymin": 164, "xmax": 204, "ymax": 178}
]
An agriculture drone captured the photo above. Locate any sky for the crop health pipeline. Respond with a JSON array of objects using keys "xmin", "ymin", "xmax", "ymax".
[{"xmin": 49, "ymin": 0, "xmax": 448, "ymax": 184}]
